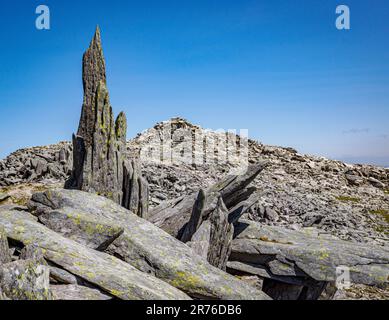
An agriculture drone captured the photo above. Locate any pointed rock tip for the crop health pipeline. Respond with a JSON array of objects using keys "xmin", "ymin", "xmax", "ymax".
[
  {"xmin": 91, "ymin": 25, "xmax": 102, "ymax": 47},
  {"xmin": 115, "ymin": 112, "xmax": 127, "ymax": 139},
  {"xmin": 116, "ymin": 112, "xmax": 127, "ymax": 128},
  {"xmin": 95, "ymin": 25, "xmax": 101, "ymax": 37}
]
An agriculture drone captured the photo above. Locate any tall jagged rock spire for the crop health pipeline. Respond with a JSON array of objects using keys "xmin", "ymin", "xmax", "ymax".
[
  {"xmin": 78, "ymin": 26, "xmax": 107, "ymax": 146},
  {"xmin": 65, "ymin": 27, "xmax": 149, "ymax": 218}
]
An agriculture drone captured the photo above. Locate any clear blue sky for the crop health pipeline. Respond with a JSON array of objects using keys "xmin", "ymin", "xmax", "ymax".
[{"xmin": 1, "ymin": 0, "xmax": 388, "ymax": 166}]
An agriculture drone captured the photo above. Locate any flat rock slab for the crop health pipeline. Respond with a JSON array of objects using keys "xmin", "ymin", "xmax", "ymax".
[
  {"xmin": 49, "ymin": 266, "xmax": 78, "ymax": 285},
  {"xmin": 231, "ymin": 220, "xmax": 389, "ymax": 287},
  {"xmin": 0, "ymin": 193, "xmax": 9, "ymax": 202},
  {"xmin": 0, "ymin": 209, "xmax": 190, "ymax": 300},
  {"xmin": 51, "ymin": 284, "xmax": 112, "ymax": 300},
  {"xmin": 0, "ymin": 226, "xmax": 12, "ymax": 264},
  {"xmin": 188, "ymin": 196, "xmax": 233, "ymax": 270},
  {"xmin": 39, "ymin": 208, "xmax": 124, "ymax": 250},
  {"xmin": 30, "ymin": 189, "xmax": 270, "ymax": 300}
]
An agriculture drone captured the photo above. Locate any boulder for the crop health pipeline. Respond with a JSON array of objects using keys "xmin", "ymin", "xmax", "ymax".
[
  {"xmin": 368, "ymin": 177, "xmax": 385, "ymax": 189},
  {"xmin": 345, "ymin": 174, "xmax": 364, "ymax": 186}
]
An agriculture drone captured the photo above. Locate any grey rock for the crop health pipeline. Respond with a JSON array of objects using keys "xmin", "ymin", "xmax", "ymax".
[
  {"xmin": 0, "ymin": 193, "xmax": 9, "ymax": 203},
  {"xmin": 345, "ymin": 174, "xmax": 364, "ymax": 186},
  {"xmin": 64, "ymin": 27, "xmax": 149, "ymax": 217},
  {"xmin": 264, "ymin": 207, "xmax": 279, "ymax": 222},
  {"xmin": 368, "ymin": 177, "xmax": 385, "ymax": 189},
  {"xmin": 187, "ymin": 221, "xmax": 211, "ymax": 261},
  {"xmin": 260, "ymin": 277, "xmax": 329, "ymax": 300},
  {"xmin": 0, "ymin": 259, "xmax": 52, "ymax": 300},
  {"xmin": 231, "ymin": 219, "xmax": 389, "ymax": 288},
  {"xmin": 181, "ymin": 189, "xmax": 206, "ymax": 243},
  {"xmin": 59, "ymin": 148, "xmax": 67, "ymax": 165},
  {"xmin": 29, "ymin": 189, "xmax": 270, "ymax": 300},
  {"xmin": 35, "ymin": 160, "xmax": 48, "ymax": 177},
  {"xmin": 65, "ymin": 81, "xmax": 124, "ymax": 204},
  {"xmin": 64, "ymin": 27, "xmax": 119, "ymax": 199},
  {"xmin": 0, "ymin": 142, "xmax": 71, "ymax": 184},
  {"xmin": 51, "ymin": 284, "xmax": 112, "ymax": 300},
  {"xmin": 148, "ymin": 162, "xmax": 269, "ymax": 239},
  {"xmin": 122, "ymin": 160, "xmax": 149, "ymax": 218},
  {"xmin": 49, "ymin": 266, "xmax": 78, "ymax": 285},
  {"xmin": 188, "ymin": 196, "xmax": 233, "ymax": 271},
  {"xmin": 38, "ymin": 208, "xmax": 124, "ymax": 251},
  {"xmin": 0, "ymin": 226, "xmax": 12, "ymax": 265},
  {"xmin": 227, "ymin": 193, "xmax": 260, "ymax": 225},
  {"xmin": 77, "ymin": 26, "xmax": 107, "ymax": 146},
  {"xmin": 20, "ymin": 244, "xmax": 46, "ymax": 265}
]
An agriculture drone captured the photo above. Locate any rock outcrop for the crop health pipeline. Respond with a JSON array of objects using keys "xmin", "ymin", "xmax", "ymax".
[
  {"xmin": 148, "ymin": 162, "xmax": 269, "ymax": 239},
  {"xmin": 0, "ymin": 209, "xmax": 191, "ymax": 300},
  {"xmin": 228, "ymin": 219, "xmax": 389, "ymax": 300},
  {"xmin": 0, "ymin": 230, "xmax": 52, "ymax": 300},
  {"xmin": 64, "ymin": 27, "xmax": 148, "ymax": 217},
  {"xmin": 0, "ymin": 259, "xmax": 52, "ymax": 300},
  {"xmin": 0, "ymin": 142, "xmax": 71, "ymax": 186},
  {"xmin": 1, "ymin": 183, "xmax": 386, "ymax": 301},
  {"xmin": 186, "ymin": 195, "xmax": 234, "ymax": 271},
  {"xmin": 77, "ymin": 27, "xmax": 107, "ymax": 147},
  {"xmin": 28, "ymin": 189, "xmax": 270, "ymax": 300},
  {"xmin": 1, "ymin": 118, "xmax": 388, "ymax": 246}
]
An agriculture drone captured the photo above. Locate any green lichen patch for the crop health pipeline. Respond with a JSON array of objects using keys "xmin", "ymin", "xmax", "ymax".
[
  {"xmin": 170, "ymin": 271, "xmax": 203, "ymax": 292},
  {"xmin": 369, "ymin": 209, "xmax": 389, "ymax": 224},
  {"xmin": 335, "ymin": 196, "xmax": 361, "ymax": 203}
]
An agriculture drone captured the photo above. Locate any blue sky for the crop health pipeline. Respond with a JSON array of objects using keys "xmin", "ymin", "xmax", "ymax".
[{"xmin": 0, "ymin": 1, "xmax": 388, "ymax": 166}]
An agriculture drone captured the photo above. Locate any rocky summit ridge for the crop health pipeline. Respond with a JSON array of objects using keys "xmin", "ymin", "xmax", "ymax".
[
  {"xmin": 1, "ymin": 116, "xmax": 388, "ymax": 246},
  {"xmin": 0, "ymin": 28, "xmax": 388, "ymax": 301}
]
